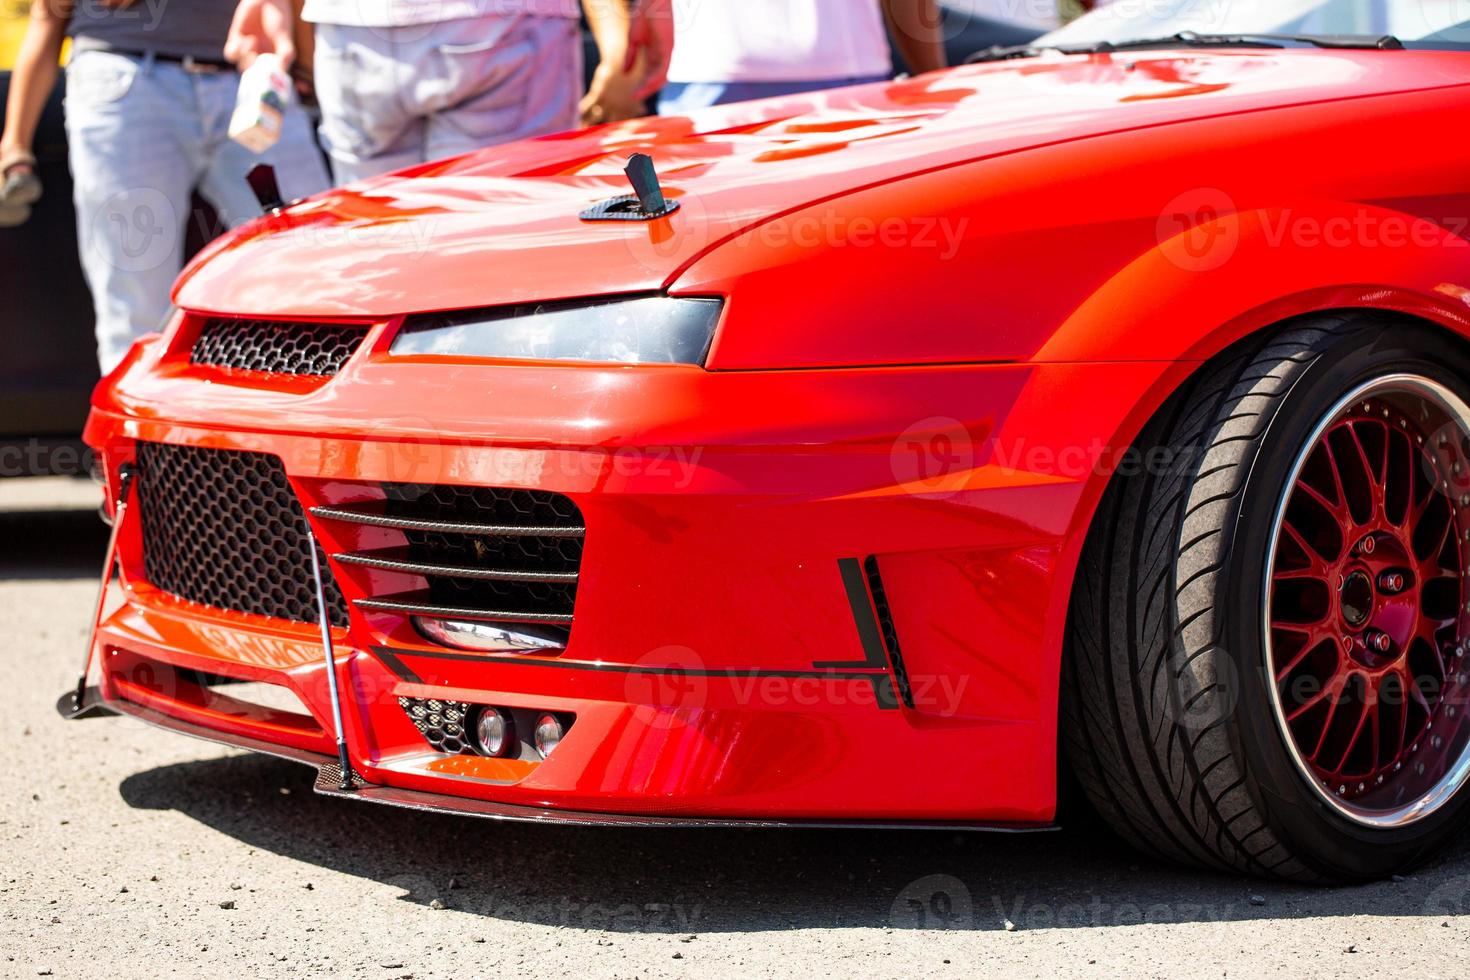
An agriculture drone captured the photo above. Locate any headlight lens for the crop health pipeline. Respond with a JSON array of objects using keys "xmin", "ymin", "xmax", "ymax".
[{"xmin": 390, "ymin": 295, "xmax": 724, "ymax": 366}]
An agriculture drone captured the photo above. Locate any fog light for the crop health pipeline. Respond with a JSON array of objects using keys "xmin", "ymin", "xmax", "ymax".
[
  {"xmin": 533, "ymin": 713, "xmax": 564, "ymax": 758},
  {"xmin": 474, "ymin": 707, "xmax": 513, "ymax": 758},
  {"xmin": 414, "ymin": 617, "xmax": 568, "ymax": 655}
]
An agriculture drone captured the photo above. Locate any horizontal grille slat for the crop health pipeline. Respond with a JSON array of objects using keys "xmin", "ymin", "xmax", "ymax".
[
  {"xmin": 357, "ymin": 597, "xmax": 575, "ymax": 625},
  {"xmin": 135, "ymin": 442, "xmax": 349, "ymax": 627},
  {"xmin": 190, "ymin": 318, "xmax": 369, "ymax": 377},
  {"xmin": 333, "ymin": 549, "xmax": 579, "ymax": 583},
  {"xmin": 338, "ymin": 483, "xmax": 584, "ymax": 632},
  {"xmin": 312, "ymin": 504, "xmax": 585, "ymax": 538}
]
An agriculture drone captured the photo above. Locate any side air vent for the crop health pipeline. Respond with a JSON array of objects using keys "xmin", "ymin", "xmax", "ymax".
[
  {"xmin": 864, "ymin": 556, "xmax": 913, "ymax": 709},
  {"xmin": 314, "ymin": 483, "xmax": 584, "ymax": 644},
  {"xmin": 189, "ymin": 317, "xmax": 369, "ymax": 377}
]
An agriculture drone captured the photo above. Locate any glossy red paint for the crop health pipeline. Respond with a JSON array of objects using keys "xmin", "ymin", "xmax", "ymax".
[{"xmin": 85, "ymin": 47, "xmax": 1470, "ymax": 824}]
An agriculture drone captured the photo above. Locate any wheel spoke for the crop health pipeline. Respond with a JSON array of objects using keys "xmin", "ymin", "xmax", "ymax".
[
  {"xmin": 1273, "ymin": 625, "xmax": 1333, "ymax": 681},
  {"xmin": 1276, "ymin": 521, "xmax": 1331, "ymax": 578},
  {"xmin": 1347, "ymin": 422, "xmax": 1383, "ymax": 490},
  {"xmin": 1333, "ymin": 696, "xmax": 1373, "ymax": 776},
  {"xmin": 1297, "ymin": 477, "xmax": 1347, "ymax": 523},
  {"xmin": 1300, "ymin": 673, "xmax": 1348, "ymax": 758},
  {"xmin": 1266, "ymin": 381, "xmax": 1470, "ymax": 821}
]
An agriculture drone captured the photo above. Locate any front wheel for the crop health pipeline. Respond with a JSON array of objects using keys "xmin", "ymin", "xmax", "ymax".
[{"xmin": 1063, "ymin": 314, "xmax": 1470, "ymax": 880}]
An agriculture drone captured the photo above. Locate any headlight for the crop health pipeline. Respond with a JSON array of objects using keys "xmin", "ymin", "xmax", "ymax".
[{"xmin": 390, "ymin": 295, "xmax": 724, "ymax": 366}]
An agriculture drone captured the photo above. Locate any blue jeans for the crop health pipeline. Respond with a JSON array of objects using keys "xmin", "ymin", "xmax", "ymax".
[
  {"xmin": 64, "ymin": 48, "xmax": 330, "ymax": 373},
  {"xmin": 657, "ymin": 75, "xmax": 890, "ymax": 114}
]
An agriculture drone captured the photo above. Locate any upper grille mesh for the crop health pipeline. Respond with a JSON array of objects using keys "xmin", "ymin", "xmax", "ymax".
[
  {"xmin": 190, "ymin": 318, "xmax": 368, "ymax": 377},
  {"xmin": 136, "ymin": 442, "xmax": 349, "ymax": 627}
]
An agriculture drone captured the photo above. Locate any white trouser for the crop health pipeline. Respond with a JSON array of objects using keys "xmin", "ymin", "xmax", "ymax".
[
  {"xmin": 311, "ymin": 14, "xmax": 582, "ymax": 186},
  {"xmin": 65, "ymin": 48, "xmax": 331, "ymax": 374}
]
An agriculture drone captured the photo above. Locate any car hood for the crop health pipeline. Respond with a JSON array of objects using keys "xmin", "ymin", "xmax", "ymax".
[{"xmin": 174, "ymin": 48, "xmax": 1470, "ymax": 319}]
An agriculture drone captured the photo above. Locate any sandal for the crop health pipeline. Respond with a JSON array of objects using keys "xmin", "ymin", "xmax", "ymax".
[{"xmin": 0, "ymin": 152, "xmax": 41, "ymax": 227}]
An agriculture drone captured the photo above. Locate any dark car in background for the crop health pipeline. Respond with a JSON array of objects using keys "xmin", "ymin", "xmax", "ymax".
[{"xmin": 0, "ymin": 2, "xmax": 1040, "ymax": 477}]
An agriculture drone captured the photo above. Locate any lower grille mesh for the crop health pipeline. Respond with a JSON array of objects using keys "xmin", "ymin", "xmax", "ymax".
[
  {"xmin": 399, "ymin": 697, "xmax": 473, "ymax": 755},
  {"xmin": 136, "ymin": 442, "xmax": 349, "ymax": 627}
]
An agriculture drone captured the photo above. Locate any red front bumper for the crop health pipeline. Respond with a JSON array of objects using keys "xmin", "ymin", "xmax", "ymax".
[{"xmin": 81, "ymin": 323, "xmax": 1178, "ymax": 826}]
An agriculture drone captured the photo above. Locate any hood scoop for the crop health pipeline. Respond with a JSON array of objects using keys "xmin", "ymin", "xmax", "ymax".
[{"xmin": 580, "ymin": 153, "xmax": 681, "ymax": 221}]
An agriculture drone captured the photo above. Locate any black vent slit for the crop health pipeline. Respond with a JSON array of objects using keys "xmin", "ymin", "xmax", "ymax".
[
  {"xmin": 864, "ymin": 556, "xmax": 914, "ymax": 710},
  {"xmin": 135, "ymin": 442, "xmax": 349, "ymax": 627},
  {"xmin": 317, "ymin": 483, "xmax": 584, "ymax": 636},
  {"xmin": 386, "ymin": 484, "xmax": 581, "ymax": 621},
  {"xmin": 190, "ymin": 318, "xmax": 369, "ymax": 376}
]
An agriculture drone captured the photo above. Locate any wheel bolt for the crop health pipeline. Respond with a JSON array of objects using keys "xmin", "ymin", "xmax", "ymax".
[
  {"xmin": 1365, "ymin": 630, "xmax": 1392, "ymax": 654},
  {"xmin": 1357, "ymin": 535, "xmax": 1377, "ymax": 556},
  {"xmin": 1378, "ymin": 572, "xmax": 1406, "ymax": 594}
]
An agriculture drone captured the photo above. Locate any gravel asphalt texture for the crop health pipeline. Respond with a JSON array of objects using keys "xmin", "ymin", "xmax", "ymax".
[{"xmin": 4, "ymin": 477, "xmax": 1470, "ymax": 978}]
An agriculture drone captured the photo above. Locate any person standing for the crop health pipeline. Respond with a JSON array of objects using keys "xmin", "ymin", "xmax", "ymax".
[
  {"xmin": 234, "ymin": 0, "xmax": 652, "ymax": 185},
  {"xmin": 656, "ymin": 0, "xmax": 947, "ymax": 114},
  {"xmin": 0, "ymin": 0, "xmax": 331, "ymax": 374}
]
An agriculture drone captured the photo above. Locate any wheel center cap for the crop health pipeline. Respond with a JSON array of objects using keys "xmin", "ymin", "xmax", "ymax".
[{"xmin": 1341, "ymin": 570, "xmax": 1374, "ymax": 629}]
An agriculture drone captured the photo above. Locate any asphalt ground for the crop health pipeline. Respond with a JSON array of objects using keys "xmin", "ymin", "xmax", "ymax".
[{"xmin": 4, "ymin": 477, "xmax": 1470, "ymax": 978}]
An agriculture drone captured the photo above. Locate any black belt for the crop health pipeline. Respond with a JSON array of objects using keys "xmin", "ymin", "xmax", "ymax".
[{"xmin": 102, "ymin": 48, "xmax": 234, "ymax": 73}]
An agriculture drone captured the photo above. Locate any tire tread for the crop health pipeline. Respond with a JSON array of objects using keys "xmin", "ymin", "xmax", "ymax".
[{"xmin": 1060, "ymin": 317, "xmax": 1366, "ymax": 881}]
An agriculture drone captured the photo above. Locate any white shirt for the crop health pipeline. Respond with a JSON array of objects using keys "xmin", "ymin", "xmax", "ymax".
[
  {"xmin": 302, "ymin": 0, "xmax": 577, "ymax": 28},
  {"xmin": 948, "ymin": 0, "xmax": 1121, "ymax": 32},
  {"xmin": 667, "ymin": 0, "xmax": 893, "ymax": 84}
]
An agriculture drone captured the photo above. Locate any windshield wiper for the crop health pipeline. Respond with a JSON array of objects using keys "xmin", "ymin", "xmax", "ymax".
[{"xmin": 967, "ymin": 31, "xmax": 1404, "ymax": 64}]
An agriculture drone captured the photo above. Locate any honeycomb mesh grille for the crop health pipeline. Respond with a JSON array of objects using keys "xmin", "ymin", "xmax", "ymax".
[
  {"xmin": 384, "ymin": 483, "xmax": 583, "ymax": 620},
  {"xmin": 190, "ymin": 318, "xmax": 368, "ymax": 377},
  {"xmin": 400, "ymin": 697, "xmax": 474, "ymax": 755},
  {"xmin": 136, "ymin": 442, "xmax": 350, "ymax": 627}
]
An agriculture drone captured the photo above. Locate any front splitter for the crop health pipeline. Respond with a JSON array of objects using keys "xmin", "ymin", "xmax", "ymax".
[{"xmin": 61, "ymin": 685, "xmax": 1059, "ymax": 833}]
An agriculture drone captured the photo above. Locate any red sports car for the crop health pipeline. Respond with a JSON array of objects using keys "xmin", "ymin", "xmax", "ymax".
[{"xmin": 67, "ymin": 0, "xmax": 1470, "ymax": 881}]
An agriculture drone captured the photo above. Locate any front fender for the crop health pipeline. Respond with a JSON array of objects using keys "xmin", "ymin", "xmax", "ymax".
[
  {"xmin": 1038, "ymin": 200, "xmax": 1470, "ymax": 363},
  {"xmin": 679, "ymin": 85, "xmax": 1470, "ymax": 371}
]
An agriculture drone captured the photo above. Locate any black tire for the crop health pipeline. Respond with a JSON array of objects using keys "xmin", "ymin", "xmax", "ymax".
[{"xmin": 1062, "ymin": 313, "xmax": 1470, "ymax": 881}]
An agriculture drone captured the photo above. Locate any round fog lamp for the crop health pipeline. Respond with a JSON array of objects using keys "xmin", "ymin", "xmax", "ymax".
[
  {"xmin": 475, "ymin": 707, "xmax": 513, "ymax": 758},
  {"xmin": 533, "ymin": 713, "xmax": 564, "ymax": 758}
]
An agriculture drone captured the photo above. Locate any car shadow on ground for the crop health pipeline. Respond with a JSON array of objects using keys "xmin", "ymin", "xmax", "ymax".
[
  {"xmin": 0, "ymin": 506, "xmax": 107, "ymax": 580},
  {"xmin": 119, "ymin": 752, "xmax": 1470, "ymax": 934}
]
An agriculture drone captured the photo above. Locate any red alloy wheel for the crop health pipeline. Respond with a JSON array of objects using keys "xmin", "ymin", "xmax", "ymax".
[{"xmin": 1267, "ymin": 376, "xmax": 1470, "ymax": 826}]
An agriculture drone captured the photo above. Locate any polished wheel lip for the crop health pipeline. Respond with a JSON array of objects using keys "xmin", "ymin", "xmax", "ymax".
[{"xmin": 1263, "ymin": 373, "xmax": 1470, "ymax": 829}]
